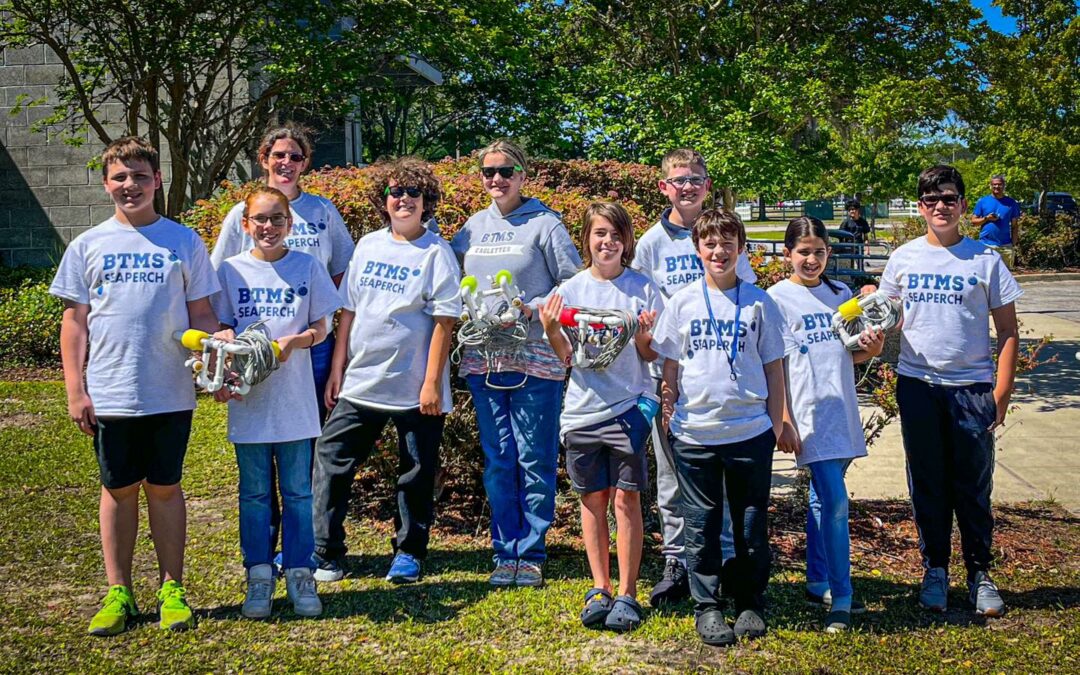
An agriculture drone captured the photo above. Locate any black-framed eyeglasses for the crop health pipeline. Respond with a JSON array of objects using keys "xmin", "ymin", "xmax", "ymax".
[
  {"xmin": 385, "ymin": 185, "xmax": 423, "ymax": 199},
  {"xmin": 269, "ymin": 150, "xmax": 306, "ymax": 163},
  {"xmin": 919, "ymin": 194, "xmax": 962, "ymax": 207},
  {"xmin": 665, "ymin": 175, "xmax": 707, "ymax": 188},
  {"xmin": 246, "ymin": 214, "xmax": 289, "ymax": 226},
  {"xmin": 480, "ymin": 165, "xmax": 522, "ymax": 179}
]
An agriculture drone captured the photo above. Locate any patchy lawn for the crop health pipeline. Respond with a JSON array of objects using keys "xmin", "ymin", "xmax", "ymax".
[{"xmin": 1, "ymin": 381, "xmax": 1078, "ymax": 673}]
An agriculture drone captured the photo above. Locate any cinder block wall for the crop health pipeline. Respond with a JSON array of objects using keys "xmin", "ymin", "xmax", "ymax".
[
  {"xmin": 0, "ymin": 46, "xmax": 115, "ymax": 266},
  {"xmin": 1, "ymin": 45, "xmax": 349, "ymax": 268}
]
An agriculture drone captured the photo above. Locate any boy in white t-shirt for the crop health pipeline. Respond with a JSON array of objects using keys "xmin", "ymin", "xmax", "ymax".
[
  {"xmin": 651, "ymin": 209, "xmax": 788, "ymax": 646},
  {"xmin": 631, "ymin": 148, "xmax": 755, "ymax": 606},
  {"xmin": 879, "ymin": 165, "xmax": 1021, "ymax": 617},
  {"xmin": 50, "ymin": 137, "xmax": 221, "ymax": 636},
  {"xmin": 311, "ymin": 158, "xmax": 461, "ymax": 585},
  {"xmin": 539, "ymin": 202, "xmax": 663, "ymax": 633}
]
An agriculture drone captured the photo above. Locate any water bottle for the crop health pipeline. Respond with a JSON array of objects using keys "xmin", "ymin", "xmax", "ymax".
[{"xmin": 636, "ymin": 395, "xmax": 660, "ymax": 424}]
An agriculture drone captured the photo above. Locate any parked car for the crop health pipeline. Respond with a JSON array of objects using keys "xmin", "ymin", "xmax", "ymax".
[{"xmin": 1030, "ymin": 192, "xmax": 1078, "ymax": 218}]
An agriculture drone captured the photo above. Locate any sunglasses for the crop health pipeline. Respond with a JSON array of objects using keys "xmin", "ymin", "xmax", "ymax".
[
  {"xmin": 269, "ymin": 150, "xmax": 306, "ymax": 163},
  {"xmin": 480, "ymin": 165, "xmax": 523, "ymax": 179},
  {"xmin": 246, "ymin": 214, "xmax": 289, "ymax": 226},
  {"xmin": 384, "ymin": 185, "xmax": 423, "ymax": 199},
  {"xmin": 919, "ymin": 194, "xmax": 963, "ymax": 207},
  {"xmin": 665, "ymin": 175, "xmax": 707, "ymax": 188}
]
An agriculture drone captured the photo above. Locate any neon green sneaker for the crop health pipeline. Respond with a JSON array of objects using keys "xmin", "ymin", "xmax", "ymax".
[
  {"xmin": 156, "ymin": 580, "xmax": 195, "ymax": 631},
  {"xmin": 88, "ymin": 585, "xmax": 138, "ymax": 637}
]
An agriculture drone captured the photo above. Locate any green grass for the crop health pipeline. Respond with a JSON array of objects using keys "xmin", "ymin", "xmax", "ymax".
[{"xmin": 2, "ymin": 381, "xmax": 1079, "ymax": 673}]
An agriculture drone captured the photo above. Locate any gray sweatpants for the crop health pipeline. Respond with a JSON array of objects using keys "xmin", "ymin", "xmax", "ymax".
[{"xmin": 651, "ymin": 378, "xmax": 734, "ymax": 564}]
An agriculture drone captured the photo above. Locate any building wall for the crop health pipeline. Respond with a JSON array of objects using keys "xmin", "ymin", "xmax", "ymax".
[
  {"xmin": 0, "ymin": 46, "xmax": 364, "ymax": 268},
  {"xmin": 0, "ymin": 46, "xmax": 116, "ymax": 266}
]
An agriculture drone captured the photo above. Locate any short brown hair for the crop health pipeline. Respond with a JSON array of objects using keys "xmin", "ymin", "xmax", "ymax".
[
  {"xmin": 692, "ymin": 209, "xmax": 746, "ymax": 249},
  {"xmin": 369, "ymin": 156, "xmax": 441, "ymax": 223},
  {"xmin": 101, "ymin": 136, "xmax": 159, "ymax": 176},
  {"xmin": 580, "ymin": 201, "xmax": 636, "ymax": 269},
  {"xmin": 478, "ymin": 138, "xmax": 529, "ymax": 174},
  {"xmin": 257, "ymin": 123, "xmax": 314, "ymax": 173},
  {"xmin": 660, "ymin": 148, "xmax": 707, "ymax": 177},
  {"xmin": 243, "ymin": 185, "xmax": 291, "ymax": 219}
]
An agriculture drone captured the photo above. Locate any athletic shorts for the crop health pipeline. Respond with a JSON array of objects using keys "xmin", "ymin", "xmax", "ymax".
[
  {"xmin": 563, "ymin": 407, "xmax": 651, "ymax": 494},
  {"xmin": 93, "ymin": 410, "xmax": 194, "ymax": 489}
]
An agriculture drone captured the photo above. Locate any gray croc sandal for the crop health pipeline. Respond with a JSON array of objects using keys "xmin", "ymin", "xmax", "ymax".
[
  {"xmin": 733, "ymin": 608, "xmax": 767, "ymax": 639},
  {"xmin": 580, "ymin": 588, "xmax": 613, "ymax": 628},
  {"xmin": 695, "ymin": 608, "xmax": 735, "ymax": 646},
  {"xmin": 604, "ymin": 595, "xmax": 644, "ymax": 633}
]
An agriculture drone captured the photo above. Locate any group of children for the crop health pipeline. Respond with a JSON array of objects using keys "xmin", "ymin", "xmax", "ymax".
[{"xmin": 53, "ymin": 133, "xmax": 1020, "ymax": 645}]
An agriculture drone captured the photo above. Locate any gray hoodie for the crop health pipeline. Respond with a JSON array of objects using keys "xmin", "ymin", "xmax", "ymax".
[{"xmin": 451, "ymin": 197, "xmax": 582, "ymax": 341}]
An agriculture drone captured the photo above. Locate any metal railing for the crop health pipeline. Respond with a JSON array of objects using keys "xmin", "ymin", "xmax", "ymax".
[{"xmin": 746, "ymin": 233, "xmax": 892, "ymax": 283}]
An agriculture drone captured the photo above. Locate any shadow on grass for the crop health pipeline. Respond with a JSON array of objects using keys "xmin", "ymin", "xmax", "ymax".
[
  {"xmin": 646, "ymin": 576, "xmax": 1080, "ymax": 632},
  {"xmin": 201, "ymin": 579, "xmax": 495, "ymax": 624}
]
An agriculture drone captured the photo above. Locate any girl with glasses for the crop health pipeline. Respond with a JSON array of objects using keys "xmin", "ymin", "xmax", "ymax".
[
  {"xmin": 210, "ymin": 185, "xmax": 342, "ymax": 619},
  {"xmin": 210, "ymin": 124, "xmax": 356, "ymax": 581}
]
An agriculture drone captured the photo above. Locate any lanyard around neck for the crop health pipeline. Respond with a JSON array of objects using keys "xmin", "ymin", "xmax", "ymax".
[{"xmin": 702, "ymin": 277, "xmax": 741, "ymax": 381}]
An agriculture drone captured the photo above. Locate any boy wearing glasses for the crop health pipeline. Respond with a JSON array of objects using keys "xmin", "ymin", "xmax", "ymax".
[
  {"xmin": 50, "ymin": 137, "xmax": 220, "ymax": 635},
  {"xmin": 631, "ymin": 148, "xmax": 755, "ymax": 606},
  {"xmin": 878, "ymin": 165, "xmax": 1021, "ymax": 617}
]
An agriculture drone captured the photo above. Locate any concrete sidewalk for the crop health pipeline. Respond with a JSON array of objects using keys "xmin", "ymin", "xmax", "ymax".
[{"xmin": 775, "ymin": 280, "xmax": 1080, "ymax": 514}]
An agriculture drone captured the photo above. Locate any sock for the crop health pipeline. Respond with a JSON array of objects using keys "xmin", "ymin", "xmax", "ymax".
[{"xmin": 807, "ymin": 581, "xmax": 829, "ymax": 598}]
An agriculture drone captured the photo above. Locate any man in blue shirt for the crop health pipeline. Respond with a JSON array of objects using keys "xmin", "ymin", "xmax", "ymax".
[{"xmin": 972, "ymin": 175, "xmax": 1021, "ymax": 267}]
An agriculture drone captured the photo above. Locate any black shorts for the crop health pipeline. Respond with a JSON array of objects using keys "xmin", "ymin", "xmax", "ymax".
[
  {"xmin": 93, "ymin": 410, "xmax": 194, "ymax": 489},
  {"xmin": 563, "ymin": 407, "xmax": 651, "ymax": 494}
]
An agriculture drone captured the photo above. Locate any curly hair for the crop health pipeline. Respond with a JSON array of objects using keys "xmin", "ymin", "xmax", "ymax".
[{"xmin": 369, "ymin": 156, "xmax": 441, "ymax": 224}]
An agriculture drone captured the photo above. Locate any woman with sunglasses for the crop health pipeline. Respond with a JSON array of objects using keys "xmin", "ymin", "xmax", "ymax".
[
  {"xmin": 450, "ymin": 139, "xmax": 581, "ymax": 587},
  {"xmin": 211, "ymin": 123, "xmax": 355, "ymax": 580}
]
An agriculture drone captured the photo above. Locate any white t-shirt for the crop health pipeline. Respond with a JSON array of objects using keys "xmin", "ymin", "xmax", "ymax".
[
  {"xmin": 49, "ymin": 216, "xmax": 220, "ymax": 417},
  {"xmin": 767, "ymin": 279, "xmax": 868, "ymax": 467},
  {"xmin": 631, "ymin": 214, "xmax": 755, "ymax": 378},
  {"xmin": 631, "ymin": 215, "xmax": 757, "ymax": 299},
  {"xmin": 652, "ymin": 278, "xmax": 787, "ymax": 445},
  {"xmin": 339, "ymin": 228, "xmax": 462, "ymax": 412},
  {"xmin": 556, "ymin": 268, "xmax": 665, "ymax": 435},
  {"xmin": 211, "ymin": 192, "xmax": 355, "ymax": 277},
  {"xmin": 878, "ymin": 236, "xmax": 1023, "ymax": 385},
  {"xmin": 213, "ymin": 251, "xmax": 341, "ymax": 444}
]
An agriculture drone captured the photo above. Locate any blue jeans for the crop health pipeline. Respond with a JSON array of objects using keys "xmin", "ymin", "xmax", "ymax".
[
  {"xmin": 236, "ymin": 439, "xmax": 315, "ymax": 570},
  {"xmin": 805, "ymin": 458, "xmax": 853, "ymax": 602},
  {"xmin": 467, "ymin": 373, "xmax": 562, "ymax": 564}
]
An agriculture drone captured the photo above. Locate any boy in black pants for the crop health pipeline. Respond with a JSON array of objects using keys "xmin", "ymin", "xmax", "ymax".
[
  {"xmin": 651, "ymin": 210, "xmax": 790, "ymax": 645},
  {"xmin": 878, "ymin": 165, "xmax": 1021, "ymax": 616}
]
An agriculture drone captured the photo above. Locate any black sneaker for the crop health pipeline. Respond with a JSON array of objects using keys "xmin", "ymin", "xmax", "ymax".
[
  {"xmin": 650, "ymin": 558, "xmax": 689, "ymax": 607},
  {"xmin": 805, "ymin": 588, "xmax": 867, "ymax": 615},
  {"xmin": 312, "ymin": 552, "xmax": 345, "ymax": 582}
]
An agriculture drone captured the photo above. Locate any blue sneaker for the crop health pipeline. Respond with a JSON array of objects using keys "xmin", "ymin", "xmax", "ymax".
[
  {"xmin": 272, "ymin": 551, "xmax": 284, "ymax": 578},
  {"xmin": 385, "ymin": 552, "xmax": 421, "ymax": 584}
]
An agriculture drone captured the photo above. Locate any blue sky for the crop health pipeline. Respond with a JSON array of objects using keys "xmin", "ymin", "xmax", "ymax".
[{"xmin": 972, "ymin": 0, "xmax": 1019, "ymax": 34}]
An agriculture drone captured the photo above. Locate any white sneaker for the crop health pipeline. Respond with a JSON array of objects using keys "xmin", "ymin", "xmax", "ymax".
[
  {"xmin": 284, "ymin": 568, "xmax": 323, "ymax": 617},
  {"xmin": 242, "ymin": 564, "xmax": 275, "ymax": 619}
]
